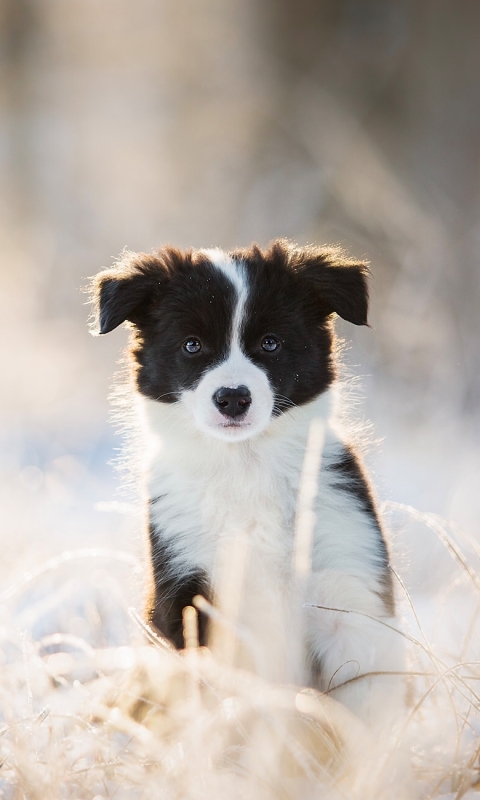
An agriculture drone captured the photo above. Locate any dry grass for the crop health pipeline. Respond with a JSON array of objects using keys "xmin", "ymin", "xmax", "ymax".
[{"xmin": 0, "ymin": 510, "xmax": 478, "ymax": 799}]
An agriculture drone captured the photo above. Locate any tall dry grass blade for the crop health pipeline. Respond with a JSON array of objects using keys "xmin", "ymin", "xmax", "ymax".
[
  {"xmin": 182, "ymin": 605, "xmax": 199, "ymax": 651},
  {"xmin": 193, "ymin": 593, "xmax": 259, "ymax": 672},
  {"xmin": 128, "ymin": 607, "xmax": 180, "ymax": 657},
  {"xmin": 386, "ymin": 503, "xmax": 480, "ymax": 595},
  {"xmin": 390, "ymin": 565, "xmax": 431, "ymax": 648},
  {"xmin": 208, "ymin": 531, "xmax": 250, "ymax": 668},
  {"xmin": 389, "ymin": 564, "xmax": 463, "ymax": 738},
  {"xmin": 182, "ymin": 605, "xmax": 201, "ymax": 705},
  {"xmin": 289, "ymin": 417, "xmax": 325, "ymax": 684},
  {"xmin": 304, "ymin": 603, "xmax": 433, "ymax": 656},
  {"xmin": 293, "ymin": 418, "xmax": 325, "ymax": 579}
]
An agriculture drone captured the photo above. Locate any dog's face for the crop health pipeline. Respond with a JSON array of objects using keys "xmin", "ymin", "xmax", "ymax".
[{"xmin": 92, "ymin": 241, "xmax": 369, "ymax": 442}]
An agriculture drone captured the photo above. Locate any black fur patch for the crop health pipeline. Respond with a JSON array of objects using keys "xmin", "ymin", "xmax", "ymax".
[
  {"xmin": 94, "ymin": 248, "xmax": 236, "ymax": 403},
  {"xmin": 132, "ymin": 253, "xmax": 236, "ymax": 403},
  {"xmin": 326, "ymin": 445, "xmax": 395, "ymax": 615},
  {"xmin": 94, "ymin": 251, "xmax": 171, "ymax": 335},
  {"xmin": 236, "ymin": 243, "xmax": 337, "ymax": 410},
  {"xmin": 147, "ymin": 521, "xmax": 211, "ymax": 647}
]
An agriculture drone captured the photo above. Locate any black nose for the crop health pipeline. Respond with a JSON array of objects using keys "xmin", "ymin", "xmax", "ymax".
[{"xmin": 213, "ymin": 386, "xmax": 252, "ymax": 418}]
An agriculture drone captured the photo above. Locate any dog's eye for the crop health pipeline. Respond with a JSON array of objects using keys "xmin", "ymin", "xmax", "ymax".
[
  {"xmin": 183, "ymin": 338, "xmax": 202, "ymax": 354},
  {"xmin": 261, "ymin": 335, "xmax": 280, "ymax": 353}
]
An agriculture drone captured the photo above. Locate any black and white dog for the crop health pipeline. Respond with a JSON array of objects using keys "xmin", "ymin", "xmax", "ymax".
[{"xmin": 92, "ymin": 240, "xmax": 405, "ymax": 725}]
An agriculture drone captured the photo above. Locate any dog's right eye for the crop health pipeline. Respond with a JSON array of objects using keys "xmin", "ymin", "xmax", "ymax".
[
  {"xmin": 183, "ymin": 338, "xmax": 202, "ymax": 354},
  {"xmin": 261, "ymin": 335, "xmax": 280, "ymax": 352}
]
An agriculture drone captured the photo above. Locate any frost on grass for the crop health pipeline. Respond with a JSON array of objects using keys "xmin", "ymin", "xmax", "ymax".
[{"xmin": 0, "ymin": 508, "xmax": 479, "ymax": 799}]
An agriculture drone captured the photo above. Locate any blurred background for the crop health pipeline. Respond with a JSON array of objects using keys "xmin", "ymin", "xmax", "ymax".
[{"xmin": 1, "ymin": 0, "xmax": 479, "ymax": 622}]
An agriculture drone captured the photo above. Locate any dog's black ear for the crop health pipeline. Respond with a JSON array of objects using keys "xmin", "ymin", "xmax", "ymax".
[
  {"xmin": 286, "ymin": 243, "xmax": 370, "ymax": 326},
  {"xmin": 91, "ymin": 251, "xmax": 170, "ymax": 334}
]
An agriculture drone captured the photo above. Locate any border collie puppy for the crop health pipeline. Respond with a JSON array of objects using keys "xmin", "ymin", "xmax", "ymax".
[{"xmin": 92, "ymin": 240, "xmax": 405, "ymax": 725}]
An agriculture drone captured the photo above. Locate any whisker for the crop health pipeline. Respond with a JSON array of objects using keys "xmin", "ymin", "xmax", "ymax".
[
  {"xmin": 274, "ymin": 393, "xmax": 297, "ymax": 409},
  {"xmin": 153, "ymin": 392, "xmax": 181, "ymax": 403}
]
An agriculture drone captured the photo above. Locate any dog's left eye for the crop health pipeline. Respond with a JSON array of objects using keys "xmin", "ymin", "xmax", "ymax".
[
  {"xmin": 261, "ymin": 335, "xmax": 280, "ymax": 352},
  {"xmin": 183, "ymin": 338, "xmax": 202, "ymax": 354}
]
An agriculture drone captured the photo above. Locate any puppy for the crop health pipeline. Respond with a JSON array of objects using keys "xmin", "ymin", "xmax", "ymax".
[{"xmin": 92, "ymin": 240, "xmax": 405, "ymax": 725}]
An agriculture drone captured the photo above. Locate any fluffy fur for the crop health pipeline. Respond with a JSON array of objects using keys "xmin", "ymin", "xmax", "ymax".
[{"xmin": 91, "ymin": 239, "xmax": 405, "ymax": 726}]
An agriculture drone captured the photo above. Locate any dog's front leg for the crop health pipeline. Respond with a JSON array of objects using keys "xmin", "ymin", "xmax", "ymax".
[
  {"xmin": 147, "ymin": 527, "xmax": 211, "ymax": 649},
  {"xmin": 305, "ymin": 572, "xmax": 406, "ymax": 727}
]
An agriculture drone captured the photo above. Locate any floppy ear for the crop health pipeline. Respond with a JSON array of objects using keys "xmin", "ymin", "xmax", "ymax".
[
  {"xmin": 91, "ymin": 251, "xmax": 170, "ymax": 334},
  {"xmin": 288, "ymin": 244, "xmax": 370, "ymax": 326}
]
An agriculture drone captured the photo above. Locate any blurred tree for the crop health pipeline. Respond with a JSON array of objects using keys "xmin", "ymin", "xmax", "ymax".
[{"xmin": 1, "ymin": 0, "xmax": 40, "ymax": 221}]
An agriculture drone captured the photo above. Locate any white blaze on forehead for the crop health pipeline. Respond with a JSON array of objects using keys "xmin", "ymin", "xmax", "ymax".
[
  {"xmin": 187, "ymin": 248, "xmax": 273, "ymax": 440},
  {"xmin": 201, "ymin": 248, "xmax": 248, "ymax": 350}
]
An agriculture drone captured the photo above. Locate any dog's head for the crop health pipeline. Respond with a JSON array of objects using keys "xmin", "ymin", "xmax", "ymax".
[{"xmin": 91, "ymin": 240, "xmax": 369, "ymax": 441}]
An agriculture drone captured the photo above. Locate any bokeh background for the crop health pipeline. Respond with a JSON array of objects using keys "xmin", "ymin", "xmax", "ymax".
[{"xmin": 1, "ymin": 0, "xmax": 480, "ymax": 621}]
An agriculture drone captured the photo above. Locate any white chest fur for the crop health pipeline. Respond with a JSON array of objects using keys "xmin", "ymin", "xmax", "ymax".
[
  {"xmin": 141, "ymin": 396, "xmax": 386, "ymax": 660},
  {"xmin": 143, "ymin": 395, "xmax": 307, "ymax": 577},
  {"xmin": 141, "ymin": 393, "xmax": 383, "ymax": 576}
]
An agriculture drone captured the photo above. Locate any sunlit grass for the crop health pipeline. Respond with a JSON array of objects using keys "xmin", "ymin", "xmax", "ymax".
[{"xmin": 0, "ymin": 497, "xmax": 479, "ymax": 798}]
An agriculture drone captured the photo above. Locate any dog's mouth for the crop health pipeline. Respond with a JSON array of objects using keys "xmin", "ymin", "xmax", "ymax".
[{"xmin": 219, "ymin": 421, "xmax": 251, "ymax": 429}]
